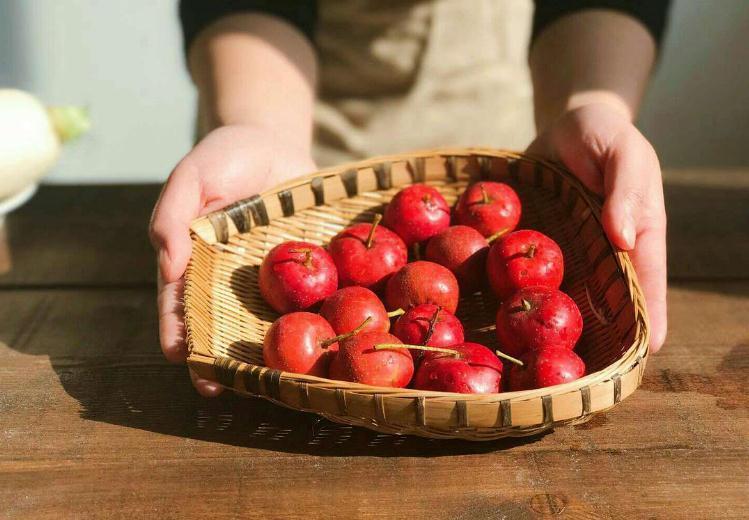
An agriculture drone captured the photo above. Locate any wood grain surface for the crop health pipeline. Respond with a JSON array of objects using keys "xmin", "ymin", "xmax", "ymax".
[
  {"xmin": 0, "ymin": 171, "xmax": 747, "ymax": 519},
  {"xmin": 0, "ymin": 185, "xmax": 158, "ymax": 287}
]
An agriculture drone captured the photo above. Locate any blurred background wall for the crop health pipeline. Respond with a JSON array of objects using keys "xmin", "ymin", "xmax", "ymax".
[
  {"xmin": 1, "ymin": 0, "xmax": 747, "ymax": 184},
  {"xmin": 0, "ymin": 1, "xmax": 195, "ymax": 183}
]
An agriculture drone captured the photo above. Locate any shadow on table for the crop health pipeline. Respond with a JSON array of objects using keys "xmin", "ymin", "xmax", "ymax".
[
  {"xmin": 52, "ymin": 350, "xmax": 548, "ymax": 457},
  {"xmin": 27, "ymin": 285, "xmax": 546, "ymax": 457}
]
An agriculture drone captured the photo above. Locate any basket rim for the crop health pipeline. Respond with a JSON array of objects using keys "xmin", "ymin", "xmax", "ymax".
[
  {"xmin": 185, "ymin": 147, "xmax": 649, "ymax": 404},
  {"xmin": 190, "ymin": 148, "xmax": 606, "ymax": 243}
]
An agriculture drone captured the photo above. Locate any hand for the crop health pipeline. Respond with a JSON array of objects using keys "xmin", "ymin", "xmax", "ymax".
[
  {"xmin": 528, "ymin": 103, "xmax": 667, "ymax": 352},
  {"xmin": 149, "ymin": 124, "xmax": 316, "ymax": 395}
]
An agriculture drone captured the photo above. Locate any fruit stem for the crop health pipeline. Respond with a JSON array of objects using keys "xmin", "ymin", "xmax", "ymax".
[
  {"xmin": 320, "ymin": 317, "xmax": 372, "ymax": 348},
  {"xmin": 374, "ymin": 344, "xmax": 461, "ymax": 358},
  {"xmin": 387, "ymin": 308, "xmax": 406, "ymax": 318},
  {"xmin": 509, "ymin": 299, "xmax": 533, "ymax": 314},
  {"xmin": 412, "ymin": 243, "xmax": 421, "ymax": 260},
  {"xmin": 525, "ymin": 244, "xmax": 537, "ymax": 259},
  {"xmin": 423, "ymin": 305, "xmax": 442, "ymax": 345},
  {"xmin": 487, "ymin": 228, "xmax": 509, "ymax": 243},
  {"xmin": 365, "ymin": 214, "xmax": 383, "ymax": 249},
  {"xmin": 480, "ymin": 183, "xmax": 490, "ymax": 204},
  {"xmin": 495, "ymin": 350, "xmax": 524, "ymax": 366},
  {"xmin": 289, "ymin": 248, "xmax": 313, "ymax": 268}
]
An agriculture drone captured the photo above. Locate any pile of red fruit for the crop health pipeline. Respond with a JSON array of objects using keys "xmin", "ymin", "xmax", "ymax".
[{"xmin": 259, "ymin": 181, "xmax": 586, "ymax": 394}]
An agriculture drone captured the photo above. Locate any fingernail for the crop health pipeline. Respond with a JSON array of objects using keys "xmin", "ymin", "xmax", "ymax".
[{"xmin": 621, "ymin": 224, "xmax": 636, "ymax": 250}]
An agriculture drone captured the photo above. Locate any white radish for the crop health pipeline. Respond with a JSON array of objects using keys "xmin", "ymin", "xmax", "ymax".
[{"xmin": 0, "ymin": 89, "xmax": 89, "ymax": 199}]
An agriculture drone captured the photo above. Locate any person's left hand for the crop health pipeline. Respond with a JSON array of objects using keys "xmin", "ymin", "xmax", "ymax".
[{"xmin": 527, "ymin": 102, "xmax": 667, "ymax": 352}]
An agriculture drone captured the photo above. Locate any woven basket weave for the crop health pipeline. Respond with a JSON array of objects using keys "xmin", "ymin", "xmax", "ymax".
[{"xmin": 185, "ymin": 148, "xmax": 649, "ymax": 440}]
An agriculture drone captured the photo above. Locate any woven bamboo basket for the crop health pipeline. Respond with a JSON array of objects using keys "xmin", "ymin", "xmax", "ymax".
[{"xmin": 185, "ymin": 148, "xmax": 649, "ymax": 441}]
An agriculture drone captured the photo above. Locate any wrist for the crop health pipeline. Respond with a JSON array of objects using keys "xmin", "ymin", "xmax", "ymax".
[
  {"xmin": 536, "ymin": 92, "xmax": 634, "ymax": 135},
  {"xmin": 563, "ymin": 92, "xmax": 633, "ymax": 122},
  {"xmin": 198, "ymin": 100, "xmax": 314, "ymax": 154}
]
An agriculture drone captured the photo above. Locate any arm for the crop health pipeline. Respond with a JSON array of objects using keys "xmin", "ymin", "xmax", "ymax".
[
  {"xmin": 150, "ymin": 12, "xmax": 318, "ymax": 395},
  {"xmin": 189, "ymin": 12, "xmax": 317, "ymax": 144},
  {"xmin": 528, "ymin": 8, "xmax": 669, "ymax": 351},
  {"xmin": 530, "ymin": 9, "xmax": 655, "ymax": 130}
]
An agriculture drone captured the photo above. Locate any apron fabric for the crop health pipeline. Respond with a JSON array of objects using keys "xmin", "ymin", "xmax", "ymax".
[{"xmin": 313, "ymin": 0, "xmax": 535, "ymax": 167}]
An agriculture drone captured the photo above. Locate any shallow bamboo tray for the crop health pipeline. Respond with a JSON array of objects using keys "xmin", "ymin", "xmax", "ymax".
[{"xmin": 185, "ymin": 148, "xmax": 649, "ymax": 440}]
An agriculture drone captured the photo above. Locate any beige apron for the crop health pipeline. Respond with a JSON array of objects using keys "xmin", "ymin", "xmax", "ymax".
[{"xmin": 313, "ymin": 0, "xmax": 535, "ymax": 167}]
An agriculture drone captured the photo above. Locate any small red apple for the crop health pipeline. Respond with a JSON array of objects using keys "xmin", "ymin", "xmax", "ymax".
[
  {"xmin": 329, "ymin": 331, "xmax": 414, "ymax": 387},
  {"xmin": 383, "ymin": 184, "xmax": 450, "ymax": 246},
  {"xmin": 508, "ymin": 346, "xmax": 586, "ymax": 390},
  {"xmin": 259, "ymin": 241, "xmax": 338, "ymax": 314},
  {"xmin": 391, "ymin": 304, "xmax": 464, "ymax": 364},
  {"xmin": 263, "ymin": 312, "xmax": 339, "ymax": 376},
  {"xmin": 486, "ymin": 229, "xmax": 564, "ymax": 299},
  {"xmin": 412, "ymin": 342, "xmax": 503, "ymax": 394},
  {"xmin": 329, "ymin": 214, "xmax": 408, "ymax": 291},
  {"xmin": 454, "ymin": 181, "xmax": 521, "ymax": 238},
  {"xmin": 425, "ymin": 225, "xmax": 489, "ymax": 294},
  {"xmin": 384, "ymin": 261, "xmax": 460, "ymax": 313},
  {"xmin": 319, "ymin": 286, "xmax": 390, "ymax": 335},
  {"xmin": 496, "ymin": 286, "xmax": 583, "ymax": 358}
]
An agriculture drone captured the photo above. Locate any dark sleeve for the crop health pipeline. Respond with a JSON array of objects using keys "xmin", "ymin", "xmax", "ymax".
[
  {"xmin": 532, "ymin": 0, "xmax": 671, "ymax": 47},
  {"xmin": 179, "ymin": 0, "xmax": 318, "ymax": 54}
]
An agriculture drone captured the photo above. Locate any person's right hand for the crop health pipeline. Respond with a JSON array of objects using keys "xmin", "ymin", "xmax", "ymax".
[
  {"xmin": 149, "ymin": 124, "xmax": 316, "ymax": 396},
  {"xmin": 528, "ymin": 104, "xmax": 667, "ymax": 353}
]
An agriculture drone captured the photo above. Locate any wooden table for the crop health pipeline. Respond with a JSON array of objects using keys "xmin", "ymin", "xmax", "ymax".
[{"xmin": 0, "ymin": 170, "xmax": 747, "ymax": 519}]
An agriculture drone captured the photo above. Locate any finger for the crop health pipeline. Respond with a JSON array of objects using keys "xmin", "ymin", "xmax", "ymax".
[
  {"xmin": 600, "ymin": 133, "xmax": 657, "ymax": 251},
  {"xmin": 627, "ymin": 219, "xmax": 668, "ymax": 352},
  {"xmin": 157, "ymin": 274, "xmax": 189, "ymax": 363},
  {"xmin": 149, "ymin": 159, "xmax": 202, "ymax": 283},
  {"xmin": 189, "ymin": 368, "xmax": 224, "ymax": 397},
  {"xmin": 600, "ymin": 132, "xmax": 667, "ymax": 350}
]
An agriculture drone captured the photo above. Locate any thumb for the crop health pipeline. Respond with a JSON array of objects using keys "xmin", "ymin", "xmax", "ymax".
[
  {"xmin": 149, "ymin": 159, "xmax": 202, "ymax": 282},
  {"xmin": 600, "ymin": 133, "xmax": 656, "ymax": 251}
]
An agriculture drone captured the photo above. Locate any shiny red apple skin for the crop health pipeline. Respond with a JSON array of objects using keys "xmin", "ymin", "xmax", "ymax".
[
  {"xmin": 384, "ymin": 261, "xmax": 459, "ymax": 314},
  {"xmin": 263, "ymin": 312, "xmax": 338, "ymax": 376},
  {"xmin": 454, "ymin": 181, "xmax": 521, "ymax": 238},
  {"xmin": 259, "ymin": 241, "xmax": 338, "ymax": 314},
  {"xmin": 496, "ymin": 286, "xmax": 583, "ymax": 358},
  {"xmin": 508, "ymin": 346, "xmax": 586, "ymax": 390},
  {"xmin": 319, "ymin": 286, "xmax": 390, "ymax": 335},
  {"xmin": 383, "ymin": 184, "xmax": 451, "ymax": 246},
  {"xmin": 486, "ymin": 229, "xmax": 564, "ymax": 300},
  {"xmin": 425, "ymin": 225, "xmax": 489, "ymax": 294},
  {"xmin": 391, "ymin": 304, "xmax": 465, "ymax": 364},
  {"xmin": 412, "ymin": 342, "xmax": 503, "ymax": 394},
  {"xmin": 328, "ymin": 332, "xmax": 414, "ymax": 387},
  {"xmin": 329, "ymin": 222, "xmax": 407, "ymax": 291}
]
